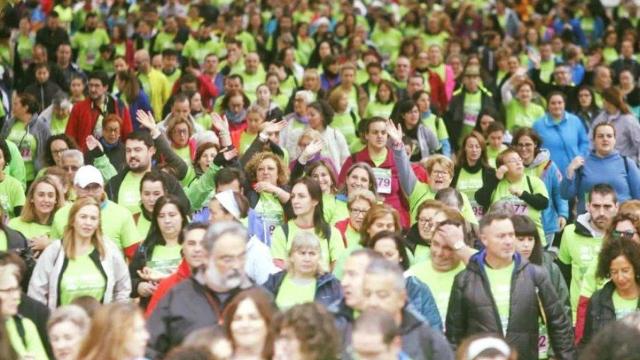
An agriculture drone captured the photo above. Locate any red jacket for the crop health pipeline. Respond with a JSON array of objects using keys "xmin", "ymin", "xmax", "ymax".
[
  {"xmin": 170, "ymin": 73, "xmax": 218, "ymax": 110},
  {"xmin": 66, "ymin": 96, "xmax": 133, "ymax": 152},
  {"xmin": 145, "ymin": 259, "xmax": 191, "ymax": 317},
  {"xmin": 338, "ymin": 147, "xmax": 410, "ymax": 228}
]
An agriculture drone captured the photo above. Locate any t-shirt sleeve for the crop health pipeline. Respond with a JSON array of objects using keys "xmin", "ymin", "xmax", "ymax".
[
  {"xmin": 25, "ymin": 317, "xmax": 48, "ymax": 359},
  {"xmin": 328, "ymin": 229, "xmax": 346, "ymax": 264},
  {"xmin": 270, "ymin": 226, "xmax": 287, "ymax": 261},
  {"xmin": 119, "ymin": 211, "xmax": 140, "ymax": 249}
]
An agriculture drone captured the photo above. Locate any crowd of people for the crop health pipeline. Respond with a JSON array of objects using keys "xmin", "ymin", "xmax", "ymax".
[{"xmin": 2, "ymin": 0, "xmax": 640, "ymax": 359}]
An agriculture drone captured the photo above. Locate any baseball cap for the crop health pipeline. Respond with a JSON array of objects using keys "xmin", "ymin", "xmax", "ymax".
[{"xmin": 74, "ymin": 165, "xmax": 104, "ymax": 188}]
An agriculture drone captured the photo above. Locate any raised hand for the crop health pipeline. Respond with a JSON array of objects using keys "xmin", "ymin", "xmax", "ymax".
[
  {"xmin": 300, "ymin": 139, "xmax": 324, "ymax": 164},
  {"xmin": 386, "ymin": 118, "xmax": 403, "ymax": 144},
  {"xmin": 262, "ymin": 119, "xmax": 287, "ymax": 135},
  {"xmin": 136, "ymin": 110, "xmax": 156, "ymax": 131},
  {"xmin": 86, "ymin": 135, "xmax": 103, "ymax": 152},
  {"xmin": 567, "ymin": 156, "xmax": 585, "ymax": 179},
  {"xmin": 211, "ymin": 112, "xmax": 230, "ymax": 133}
]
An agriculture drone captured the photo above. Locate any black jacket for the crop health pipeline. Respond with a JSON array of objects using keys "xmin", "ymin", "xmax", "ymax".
[
  {"xmin": 19, "ymin": 293, "xmax": 52, "ymax": 358},
  {"xmin": 145, "ymin": 276, "xmax": 257, "ymax": 359},
  {"xmin": 529, "ymin": 67, "xmax": 578, "ymax": 112},
  {"xmin": 86, "ymin": 140, "xmax": 127, "ymax": 173},
  {"xmin": 580, "ymin": 281, "xmax": 639, "ymax": 348},
  {"xmin": 24, "ymin": 80, "xmax": 63, "ymax": 110},
  {"xmin": 331, "ymin": 300, "xmax": 454, "ymax": 360},
  {"xmin": 446, "ymin": 251, "xmax": 576, "ymax": 360},
  {"xmin": 263, "ymin": 271, "xmax": 343, "ymax": 308},
  {"xmin": 444, "ymin": 88, "xmax": 497, "ymax": 152}
]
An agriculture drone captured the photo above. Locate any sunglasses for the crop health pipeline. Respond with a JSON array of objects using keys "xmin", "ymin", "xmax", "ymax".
[{"xmin": 612, "ymin": 230, "xmax": 637, "ymax": 240}]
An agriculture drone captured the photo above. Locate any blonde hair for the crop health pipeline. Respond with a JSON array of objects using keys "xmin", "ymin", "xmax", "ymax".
[
  {"xmin": 286, "ymin": 232, "xmax": 326, "ymax": 275},
  {"xmin": 20, "ymin": 176, "xmax": 65, "ymax": 224},
  {"xmin": 347, "ymin": 189, "xmax": 377, "ymax": 209},
  {"xmin": 425, "ymin": 155, "xmax": 454, "ymax": 176},
  {"xmin": 47, "ymin": 305, "xmax": 90, "ymax": 334},
  {"xmin": 62, "ymin": 197, "xmax": 105, "ymax": 259},
  {"xmin": 75, "ymin": 303, "xmax": 143, "ymax": 360},
  {"xmin": 298, "ymin": 128, "xmax": 323, "ymax": 145},
  {"xmin": 167, "ymin": 115, "xmax": 194, "ymax": 140}
]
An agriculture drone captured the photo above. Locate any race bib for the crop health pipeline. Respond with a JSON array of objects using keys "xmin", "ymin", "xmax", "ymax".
[
  {"xmin": 19, "ymin": 141, "xmax": 32, "ymax": 161},
  {"xmin": 471, "ymin": 201, "xmax": 485, "ymax": 218},
  {"xmin": 512, "ymin": 202, "xmax": 528, "ymax": 215},
  {"xmin": 372, "ymin": 168, "xmax": 392, "ymax": 194},
  {"xmin": 463, "ymin": 112, "xmax": 478, "ymax": 127},
  {"xmin": 86, "ymin": 50, "xmax": 96, "ymax": 65},
  {"xmin": 538, "ymin": 323, "xmax": 549, "ymax": 358}
]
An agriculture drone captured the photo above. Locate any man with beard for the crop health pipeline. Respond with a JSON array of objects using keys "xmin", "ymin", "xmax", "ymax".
[
  {"xmin": 103, "ymin": 111, "xmax": 189, "ymax": 216},
  {"xmin": 65, "ymin": 70, "xmax": 133, "ymax": 153},
  {"xmin": 146, "ymin": 221, "xmax": 256, "ymax": 358},
  {"xmin": 557, "ymin": 184, "xmax": 618, "ymax": 323}
]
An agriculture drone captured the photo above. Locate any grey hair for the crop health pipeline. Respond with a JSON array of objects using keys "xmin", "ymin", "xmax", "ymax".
[
  {"xmin": 435, "ymin": 187, "xmax": 464, "ymax": 211},
  {"xmin": 365, "ymin": 258, "xmax": 405, "ymax": 293},
  {"xmin": 47, "ymin": 304, "xmax": 90, "ymax": 333},
  {"xmin": 203, "ymin": 221, "xmax": 248, "ymax": 253},
  {"xmin": 286, "ymin": 231, "xmax": 326, "ymax": 275},
  {"xmin": 61, "ymin": 149, "xmax": 84, "ymax": 163}
]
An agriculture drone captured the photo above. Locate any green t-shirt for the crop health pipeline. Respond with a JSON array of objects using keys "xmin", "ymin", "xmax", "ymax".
[
  {"xmin": 408, "ymin": 182, "xmax": 478, "ymax": 225},
  {"xmin": 6, "ymin": 316, "xmax": 48, "ymax": 359},
  {"xmin": 50, "ymin": 114, "xmax": 70, "ymax": 135},
  {"xmin": 369, "ymin": 26, "xmax": 403, "ymax": 58},
  {"xmin": 153, "ymin": 31, "xmax": 177, "ymax": 54},
  {"xmin": 271, "ymin": 221, "xmax": 346, "ymax": 271},
  {"xmin": 461, "ymin": 91, "xmax": 482, "ymax": 140},
  {"xmin": 136, "ymin": 214, "xmax": 152, "ymax": 242},
  {"xmin": 7, "ymin": 121, "xmax": 37, "ymax": 181},
  {"xmin": 147, "ymin": 244, "xmax": 182, "ymax": 276},
  {"xmin": 8, "ymin": 217, "xmax": 51, "ymax": 240},
  {"xmin": 557, "ymin": 224, "xmax": 603, "ymax": 323},
  {"xmin": 421, "ymin": 113, "xmax": 449, "ymax": 142},
  {"xmin": 182, "ymin": 37, "xmax": 223, "ymax": 64},
  {"xmin": 485, "ymin": 262, "xmax": 515, "ymax": 335},
  {"xmin": 0, "ymin": 174, "xmax": 25, "ymax": 218},
  {"xmin": 0, "ymin": 230, "xmax": 6, "ymax": 251},
  {"xmin": 490, "ymin": 175, "xmax": 548, "ymax": 244},
  {"xmin": 193, "ymin": 112, "xmax": 213, "ymax": 132},
  {"xmin": 71, "ymin": 29, "xmax": 111, "ymax": 71},
  {"xmin": 370, "ymin": 148, "xmax": 388, "ymax": 167},
  {"xmin": 602, "ymin": 47, "xmax": 618, "ymax": 65},
  {"xmin": 275, "ymin": 273, "xmax": 316, "ymax": 309},
  {"xmin": 239, "ymin": 131, "xmax": 258, "ymax": 155},
  {"xmin": 612, "ymin": 290, "xmax": 638, "ymax": 320},
  {"xmin": 16, "ymin": 34, "xmax": 34, "ymax": 68},
  {"xmin": 505, "ymin": 100, "xmax": 546, "ymax": 132},
  {"xmin": 322, "ymin": 194, "xmax": 349, "ymax": 226},
  {"xmin": 456, "ymin": 168, "xmax": 484, "ymax": 219},
  {"xmin": 486, "ymin": 144, "xmax": 507, "ymax": 169},
  {"xmin": 331, "ymin": 111, "xmax": 361, "ymax": 154},
  {"xmin": 364, "ymin": 101, "xmax": 395, "ymax": 119},
  {"xmin": 411, "ymin": 244, "xmax": 432, "ymax": 266},
  {"xmin": 60, "ymin": 250, "xmax": 107, "ymax": 305},
  {"xmin": 52, "ymin": 200, "xmax": 139, "ymax": 250},
  {"xmin": 407, "ymin": 260, "xmax": 465, "ymax": 321},
  {"xmin": 118, "ymin": 172, "xmax": 144, "ymax": 215},
  {"xmin": 579, "ymin": 259, "xmax": 609, "ymax": 313},
  {"xmin": 255, "ymin": 193, "xmax": 285, "ymax": 246}
]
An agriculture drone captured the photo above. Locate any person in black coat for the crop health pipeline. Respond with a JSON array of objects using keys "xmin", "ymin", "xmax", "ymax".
[{"xmin": 580, "ymin": 236, "xmax": 640, "ymax": 348}]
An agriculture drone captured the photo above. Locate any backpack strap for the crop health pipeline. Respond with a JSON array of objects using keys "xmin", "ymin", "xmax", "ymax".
[
  {"xmin": 526, "ymin": 175, "xmax": 534, "ymax": 194},
  {"xmin": 283, "ymin": 222, "xmax": 289, "ymax": 242}
]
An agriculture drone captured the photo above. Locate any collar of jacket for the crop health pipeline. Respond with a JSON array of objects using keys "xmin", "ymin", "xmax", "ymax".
[
  {"xmin": 469, "ymin": 249, "xmax": 523, "ymax": 275},
  {"xmin": 399, "ymin": 306, "xmax": 424, "ymax": 335}
]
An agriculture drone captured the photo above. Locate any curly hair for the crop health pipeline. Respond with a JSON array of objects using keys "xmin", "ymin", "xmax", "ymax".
[
  {"xmin": 244, "ymin": 151, "xmax": 289, "ymax": 186},
  {"xmin": 596, "ymin": 235, "xmax": 640, "ymax": 281},
  {"xmin": 272, "ymin": 303, "xmax": 340, "ymax": 360}
]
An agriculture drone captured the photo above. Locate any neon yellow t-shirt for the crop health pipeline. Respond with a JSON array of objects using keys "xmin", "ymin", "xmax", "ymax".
[
  {"xmin": 6, "ymin": 316, "xmax": 48, "ymax": 359},
  {"xmin": 0, "ymin": 230, "xmax": 6, "ymax": 251},
  {"xmin": 455, "ymin": 168, "xmax": 484, "ymax": 219},
  {"xmin": 136, "ymin": 215, "xmax": 152, "ymax": 242},
  {"xmin": 407, "ymin": 260, "xmax": 465, "ymax": 321},
  {"xmin": 271, "ymin": 221, "xmax": 346, "ymax": 271},
  {"xmin": 59, "ymin": 250, "xmax": 107, "ymax": 305},
  {"xmin": 408, "ymin": 182, "xmax": 478, "ymax": 225},
  {"xmin": 0, "ymin": 174, "xmax": 26, "ymax": 218},
  {"xmin": 147, "ymin": 244, "xmax": 182, "ymax": 276},
  {"xmin": 7, "ymin": 122, "xmax": 37, "ymax": 181},
  {"xmin": 8, "ymin": 217, "xmax": 51, "ymax": 240},
  {"xmin": 612, "ymin": 290, "xmax": 638, "ymax": 320},
  {"xmin": 485, "ymin": 262, "xmax": 515, "ymax": 335},
  {"xmin": 322, "ymin": 194, "xmax": 349, "ymax": 226},
  {"xmin": 117, "ymin": 172, "xmax": 144, "ymax": 215},
  {"xmin": 461, "ymin": 91, "xmax": 482, "ymax": 141},
  {"xmin": 275, "ymin": 273, "xmax": 316, "ymax": 309}
]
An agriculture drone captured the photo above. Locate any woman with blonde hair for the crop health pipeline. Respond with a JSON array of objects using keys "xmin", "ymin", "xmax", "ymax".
[
  {"xmin": 265, "ymin": 232, "xmax": 342, "ymax": 309},
  {"xmin": 47, "ymin": 305, "xmax": 90, "ymax": 360},
  {"xmin": 359, "ymin": 203, "xmax": 402, "ymax": 247},
  {"xmin": 27, "ymin": 197, "xmax": 131, "ymax": 309},
  {"xmin": 75, "ymin": 302, "xmax": 149, "ymax": 360}
]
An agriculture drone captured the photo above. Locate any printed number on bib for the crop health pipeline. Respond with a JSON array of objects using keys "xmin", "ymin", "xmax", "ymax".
[{"xmin": 372, "ymin": 168, "xmax": 392, "ymax": 194}]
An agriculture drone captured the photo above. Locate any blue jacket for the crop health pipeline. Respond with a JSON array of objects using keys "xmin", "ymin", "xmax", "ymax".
[
  {"xmin": 526, "ymin": 149, "xmax": 569, "ymax": 235},
  {"xmin": 406, "ymin": 275, "xmax": 443, "ymax": 332},
  {"xmin": 532, "ymin": 112, "xmax": 589, "ymax": 178},
  {"xmin": 561, "ymin": 151, "xmax": 640, "ymax": 214},
  {"xmin": 263, "ymin": 271, "xmax": 343, "ymax": 308},
  {"xmin": 119, "ymin": 90, "xmax": 152, "ymax": 131}
]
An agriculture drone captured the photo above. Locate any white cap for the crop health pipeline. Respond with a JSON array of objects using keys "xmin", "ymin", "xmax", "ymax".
[
  {"xmin": 214, "ymin": 190, "xmax": 240, "ymax": 220},
  {"xmin": 74, "ymin": 165, "xmax": 104, "ymax": 188}
]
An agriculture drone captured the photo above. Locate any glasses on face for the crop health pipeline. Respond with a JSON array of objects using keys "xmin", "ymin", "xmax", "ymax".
[
  {"xmin": 104, "ymin": 127, "xmax": 120, "ymax": 134},
  {"xmin": 431, "ymin": 170, "xmax": 449, "ymax": 178},
  {"xmin": 418, "ymin": 217, "xmax": 438, "ymax": 227},
  {"xmin": 52, "ymin": 148, "xmax": 69, "ymax": 155},
  {"xmin": 612, "ymin": 230, "xmax": 637, "ymax": 240},
  {"xmin": 350, "ymin": 207, "xmax": 369, "ymax": 216}
]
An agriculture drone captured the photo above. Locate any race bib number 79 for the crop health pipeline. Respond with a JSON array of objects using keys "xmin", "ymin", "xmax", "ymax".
[{"xmin": 372, "ymin": 168, "xmax": 392, "ymax": 194}]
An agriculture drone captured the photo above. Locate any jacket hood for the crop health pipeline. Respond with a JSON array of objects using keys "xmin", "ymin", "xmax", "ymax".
[
  {"xmin": 528, "ymin": 148, "xmax": 551, "ymax": 168},
  {"xmin": 575, "ymin": 213, "xmax": 603, "ymax": 238}
]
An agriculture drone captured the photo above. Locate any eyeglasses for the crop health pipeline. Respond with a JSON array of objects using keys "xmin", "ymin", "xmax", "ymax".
[
  {"xmin": 104, "ymin": 127, "xmax": 120, "ymax": 134},
  {"xmin": 52, "ymin": 148, "xmax": 69, "ymax": 155},
  {"xmin": 431, "ymin": 170, "xmax": 449, "ymax": 178},
  {"xmin": 350, "ymin": 207, "xmax": 369, "ymax": 216},
  {"xmin": 612, "ymin": 230, "xmax": 637, "ymax": 240}
]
